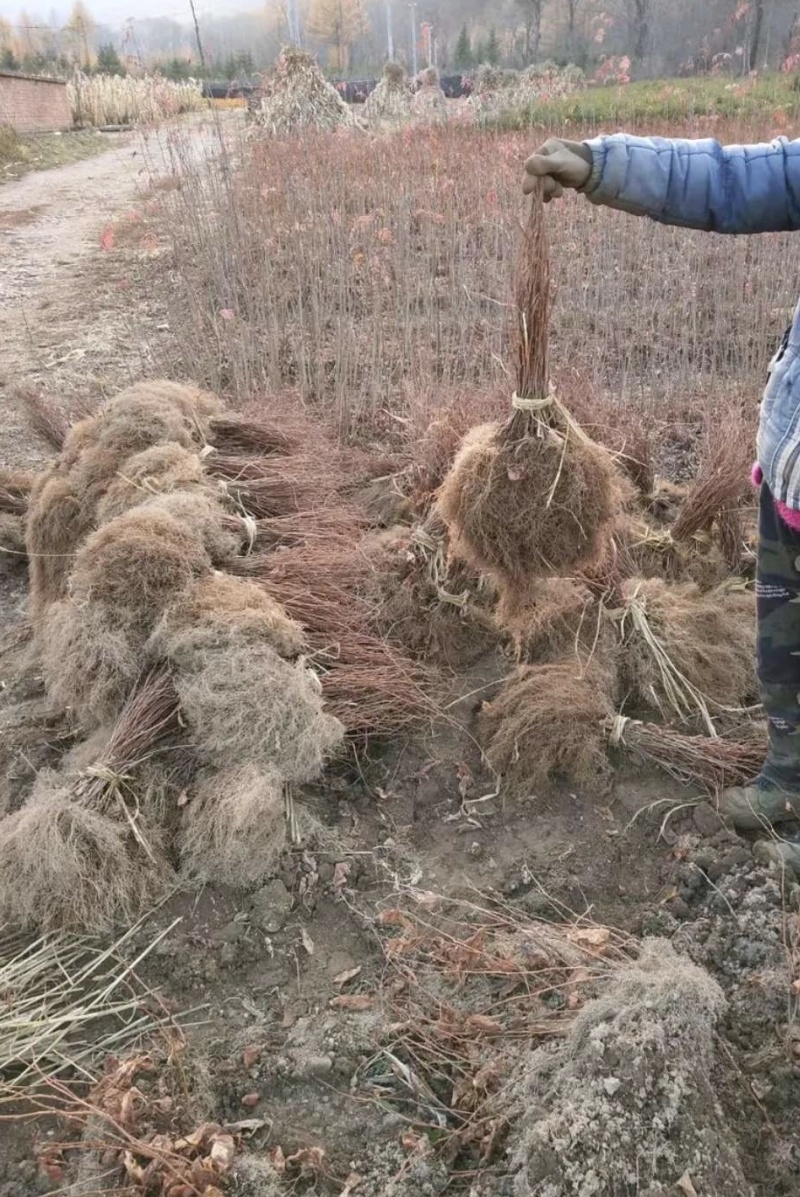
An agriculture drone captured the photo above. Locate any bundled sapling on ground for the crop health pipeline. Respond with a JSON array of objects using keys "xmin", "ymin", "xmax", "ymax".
[
  {"xmin": 0, "ymin": 670, "xmax": 179, "ymax": 932},
  {"xmin": 0, "ymin": 380, "xmax": 434, "ymax": 930}
]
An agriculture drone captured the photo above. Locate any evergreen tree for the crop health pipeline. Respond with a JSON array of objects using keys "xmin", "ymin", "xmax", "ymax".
[
  {"xmin": 486, "ymin": 26, "xmax": 500, "ymax": 65},
  {"xmin": 95, "ymin": 42, "xmax": 125, "ymax": 75},
  {"xmin": 0, "ymin": 47, "xmax": 18, "ymax": 71},
  {"xmin": 453, "ymin": 23, "xmax": 472, "ymax": 70}
]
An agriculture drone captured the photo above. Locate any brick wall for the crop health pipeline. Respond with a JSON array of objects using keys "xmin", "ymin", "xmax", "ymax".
[{"xmin": 0, "ymin": 72, "xmax": 71, "ymax": 135}]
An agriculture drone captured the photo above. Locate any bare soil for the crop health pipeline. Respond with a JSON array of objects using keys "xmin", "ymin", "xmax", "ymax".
[{"xmin": 0, "ymin": 117, "xmax": 798, "ymax": 1197}]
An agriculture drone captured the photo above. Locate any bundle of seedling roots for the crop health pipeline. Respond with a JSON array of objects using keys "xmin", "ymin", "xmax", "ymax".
[
  {"xmin": 0, "ymin": 192, "xmax": 761, "ymax": 934},
  {"xmin": 0, "ymin": 382, "xmax": 433, "ymax": 933},
  {"xmin": 430, "ymin": 191, "xmax": 761, "ymax": 793}
]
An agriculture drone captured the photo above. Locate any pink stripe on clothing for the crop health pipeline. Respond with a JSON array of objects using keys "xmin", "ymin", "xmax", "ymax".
[
  {"xmin": 777, "ymin": 500, "xmax": 800, "ymax": 531},
  {"xmin": 751, "ymin": 460, "xmax": 800, "ymax": 530}
]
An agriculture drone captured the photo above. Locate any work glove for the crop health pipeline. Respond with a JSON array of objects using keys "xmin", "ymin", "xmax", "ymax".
[{"xmin": 523, "ymin": 138, "xmax": 593, "ymax": 202}]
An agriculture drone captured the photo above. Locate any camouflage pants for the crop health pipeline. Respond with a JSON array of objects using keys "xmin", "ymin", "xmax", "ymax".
[{"xmin": 757, "ymin": 483, "xmax": 800, "ymax": 787}]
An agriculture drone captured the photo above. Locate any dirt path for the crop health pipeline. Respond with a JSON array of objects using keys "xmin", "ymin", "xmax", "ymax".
[{"xmin": 0, "ymin": 114, "xmax": 229, "ymax": 468}]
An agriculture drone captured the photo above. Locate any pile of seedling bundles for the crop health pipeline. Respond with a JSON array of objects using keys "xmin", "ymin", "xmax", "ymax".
[
  {"xmin": 432, "ymin": 190, "xmax": 759, "ymax": 793},
  {"xmin": 0, "ymin": 382, "xmax": 430, "ymax": 932},
  {"xmin": 252, "ymin": 46, "xmax": 355, "ymax": 135}
]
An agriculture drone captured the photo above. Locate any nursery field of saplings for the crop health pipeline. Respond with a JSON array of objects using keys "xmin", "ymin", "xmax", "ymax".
[{"xmin": 0, "ymin": 61, "xmax": 798, "ymax": 1197}]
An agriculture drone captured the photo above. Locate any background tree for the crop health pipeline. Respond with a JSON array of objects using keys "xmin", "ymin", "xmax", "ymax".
[
  {"xmin": 453, "ymin": 22, "xmax": 472, "ymax": 68},
  {"xmin": 307, "ymin": 0, "xmax": 369, "ymax": 71},
  {"xmin": 516, "ymin": 0, "xmax": 546, "ymax": 63},
  {"xmin": 0, "ymin": 16, "xmax": 18, "ymax": 69},
  {"xmin": 95, "ymin": 42, "xmax": 125, "ymax": 74},
  {"xmin": 485, "ymin": 25, "xmax": 500, "ymax": 63},
  {"xmin": 67, "ymin": 0, "xmax": 95, "ymax": 68}
]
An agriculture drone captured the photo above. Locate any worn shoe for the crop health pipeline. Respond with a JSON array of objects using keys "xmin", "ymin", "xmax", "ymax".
[
  {"xmin": 718, "ymin": 782, "xmax": 800, "ymax": 831},
  {"xmin": 753, "ymin": 838, "xmax": 800, "ymax": 876}
]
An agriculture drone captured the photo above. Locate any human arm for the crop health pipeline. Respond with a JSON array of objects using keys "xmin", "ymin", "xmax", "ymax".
[{"xmin": 524, "ymin": 134, "xmax": 800, "ymax": 234}]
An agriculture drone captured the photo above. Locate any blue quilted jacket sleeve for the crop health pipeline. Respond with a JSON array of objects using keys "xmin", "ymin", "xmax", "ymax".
[{"xmin": 583, "ymin": 133, "xmax": 800, "ymax": 233}]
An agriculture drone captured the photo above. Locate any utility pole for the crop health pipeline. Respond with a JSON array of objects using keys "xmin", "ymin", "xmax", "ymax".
[
  {"xmin": 386, "ymin": 0, "xmax": 394, "ymax": 60},
  {"xmin": 188, "ymin": 0, "xmax": 207, "ymax": 74},
  {"xmin": 286, "ymin": 0, "xmax": 300, "ymax": 45},
  {"xmin": 409, "ymin": 1, "xmax": 418, "ymax": 75},
  {"xmin": 420, "ymin": 20, "xmax": 432, "ymax": 67}
]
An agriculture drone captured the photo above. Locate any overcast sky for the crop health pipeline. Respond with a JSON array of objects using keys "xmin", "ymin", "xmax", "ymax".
[{"xmin": 0, "ymin": 0, "xmax": 260, "ymax": 26}]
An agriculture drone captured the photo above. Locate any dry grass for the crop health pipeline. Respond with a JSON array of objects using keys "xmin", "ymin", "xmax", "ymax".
[
  {"xmin": 500, "ymin": 577, "xmax": 614, "ymax": 668},
  {"xmin": 0, "ymin": 922, "xmax": 182, "ymax": 1101},
  {"xmin": 672, "ymin": 418, "xmax": 753, "ymax": 544},
  {"xmin": 359, "ymin": 885, "xmax": 631, "ymax": 1167},
  {"xmin": 155, "ymin": 115, "xmax": 781, "ymax": 452},
  {"xmin": 68, "ymin": 72, "xmax": 205, "ymax": 127},
  {"xmin": 70, "ymin": 506, "xmax": 211, "ymax": 630},
  {"xmin": 0, "ymin": 514, "xmax": 27, "ymax": 573}
]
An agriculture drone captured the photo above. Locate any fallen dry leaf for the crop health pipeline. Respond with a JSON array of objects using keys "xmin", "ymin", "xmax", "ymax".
[
  {"xmin": 286, "ymin": 1146, "xmax": 326, "ymax": 1175},
  {"xmin": 333, "ymin": 966, "xmax": 362, "ymax": 987},
  {"xmin": 122, "ymin": 1151, "xmax": 147, "ymax": 1185},
  {"xmin": 210, "ymin": 1133, "xmax": 235, "ymax": 1172},
  {"xmin": 242, "ymin": 1044, "xmax": 262, "ymax": 1069},
  {"xmin": 329, "ymin": 994, "xmax": 374, "ymax": 1011},
  {"xmin": 301, "ymin": 927, "xmax": 315, "ymax": 955},
  {"xmin": 567, "ymin": 926, "xmax": 611, "ymax": 948},
  {"xmin": 339, "ymin": 1171, "xmax": 363, "ymax": 1196},
  {"xmin": 175, "ymin": 1123, "xmax": 222, "ymax": 1152},
  {"xmin": 270, "ymin": 1146, "xmax": 286, "ymax": 1173},
  {"xmin": 456, "ymin": 761, "xmax": 474, "ymax": 799},
  {"xmin": 333, "ymin": 860, "xmax": 351, "ymax": 889},
  {"xmin": 241, "ymin": 1092, "xmax": 261, "ymax": 1108},
  {"xmin": 119, "ymin": 1088, "xmax": 139, "ymax": 1129},
  {"xmin": 224, "ymin": 1119, "xmax": 266, "ymax": 1134},
  {"xmin": 377, "ymin": 909, "xmax": 415, "ymax": 931},
  {"xmin": 676, "ymin": 1173, "xmax": 699, "ymax": 1197}
]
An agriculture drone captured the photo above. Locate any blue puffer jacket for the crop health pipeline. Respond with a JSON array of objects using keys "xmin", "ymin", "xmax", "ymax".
[{"xmin": 583, "ymin": 133, "xmax": 800, "ymax": 507}]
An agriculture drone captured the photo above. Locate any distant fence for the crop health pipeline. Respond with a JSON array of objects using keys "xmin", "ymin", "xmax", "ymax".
[{"xmin": 0, "ymin": 70, "xmax": 72, "ymax": 134}]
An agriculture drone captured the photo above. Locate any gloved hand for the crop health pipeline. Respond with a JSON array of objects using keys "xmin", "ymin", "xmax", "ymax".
[{"xmin": 523, "ymin": 138, "xmax": 593, "ymax": 202}]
